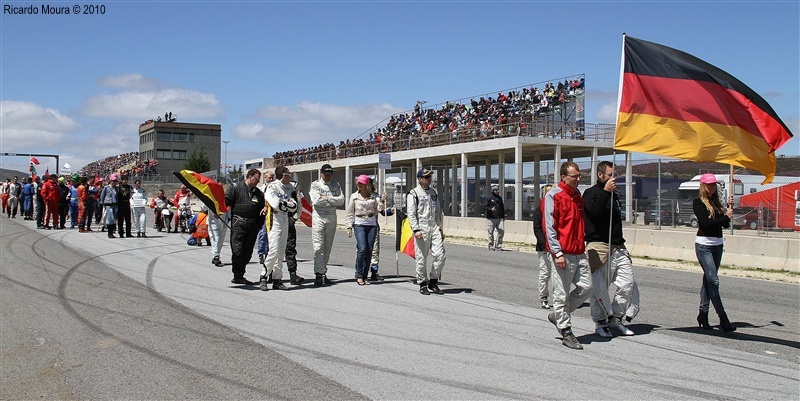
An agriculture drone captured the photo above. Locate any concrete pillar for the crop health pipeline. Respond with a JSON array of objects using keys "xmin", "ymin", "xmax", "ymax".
[
  {"xmin": 345, "ymin": 164, "xmax": 352, "ymax": 207},
  {"xmin": 590, "ymin": 147, "xmax": 599, "ymax": 184},
  {"xmin": 533, "ymin": 154, "xmax": 541, "ymax": 211},
  {"xmin": 451, "ymin": 157, "xmax": 458, "ymax": 215},
  {"xmin": 484, "ymin": 159, "xmax": 491, "ymax": 200},
  {"xmin": 461, "ymin": 152, "xmax": 468, "ymax": 218},
  {"xmin": 554, "ymin": 145, "xmax": 562, "ymax": 178},
  {"xmin": 514, "ymin": 142, "xmax": 523, "ymax": 221}
]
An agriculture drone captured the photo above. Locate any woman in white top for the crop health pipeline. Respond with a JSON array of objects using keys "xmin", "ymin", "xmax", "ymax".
[{"xmin": 346, "ymin": 175, "xmax": 381, "ymax": 285}]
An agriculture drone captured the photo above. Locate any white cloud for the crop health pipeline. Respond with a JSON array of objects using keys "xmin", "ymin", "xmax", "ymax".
[
  {"xmin": 595, "ymin": 101, "xmax": 618, "ymax": 123},
  {"xmin": 97, "ymin": 73, "xmax": 165, "ymax": 91},
  {"xmin": 0, "ymin": 100, "xmax": 78, "ymax": 146},
  {"xmin": 234, "ymin": 101, "xmax": 403, "ymax": 145},
  {"xmin": 83, "ymin": 88, "xmax": 225, "ymax": 120}
]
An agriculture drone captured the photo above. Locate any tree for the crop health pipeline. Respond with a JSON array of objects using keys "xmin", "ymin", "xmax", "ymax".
[{"xmin": 184, "ymin": 146, "xmax": 212, "ymax": 173}]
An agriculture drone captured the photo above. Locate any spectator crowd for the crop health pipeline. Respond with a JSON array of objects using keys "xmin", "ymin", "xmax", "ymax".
[
  {"xmin": 79, "ymin": 152, "xmax": 159, "ymax": 181},
  {"xmin": 273, "ymin": 78, "xmax": 584, "ymax": 166}
]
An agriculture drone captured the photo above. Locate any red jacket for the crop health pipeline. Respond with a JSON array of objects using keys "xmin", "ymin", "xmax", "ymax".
[
  {"xmin": 542, "ymin": 181, "xmax": 585, "ymax": 257},
  {"xmin": 41, "ymin": 181, "xmax": 59, "ymax": 203}
]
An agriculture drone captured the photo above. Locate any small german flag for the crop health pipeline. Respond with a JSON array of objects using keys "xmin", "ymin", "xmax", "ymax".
[
  {"xmin": 615, "ymin": 35, "xmax": 793, "ymax": 183},
  {"xmin": 173, "ymin": 170, "xmax": 229, "ymax": 215}
]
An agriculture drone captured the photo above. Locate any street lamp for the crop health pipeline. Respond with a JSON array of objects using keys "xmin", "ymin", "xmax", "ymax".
[{"xmin": 223, "ymin": 140, "xmax": 230, "ymax": 183}]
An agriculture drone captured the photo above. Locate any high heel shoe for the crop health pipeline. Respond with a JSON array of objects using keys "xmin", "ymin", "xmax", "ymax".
[
  {"xmin": 719, "ymin": 313, "xmax": 736, "ymax": 332},
  {"xmin": 697, "ymin": 310, "xmax": 712, "ymax": 330}
]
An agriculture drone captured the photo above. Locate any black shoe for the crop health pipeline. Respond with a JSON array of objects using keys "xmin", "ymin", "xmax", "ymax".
[
  {"xmin": 141, "ymin": 233, "xmax": 147, "ymax": 238},
  {"xmin": 126, "ymin": 234, "xmax": 133, "ymax": 238},
  {"xmin": 212, "ymin": 257, "xmax": 223, "ymax": 267},
  {"xmin": 419, "ymin": 281, "xmax": 430, "ymax": 295},
  {"xmin": 428, "ymin": 279, "xmax": 443, "ymax": 294},
  {"xmin": 231, "ymin": 277, "xmax": 255, "ymax": 285},
  {"xmin": 322, "ymin": 275, "xmax": 332, "ymax": 285},
  {"xmin": 561, "ymin": 328, "xmax": 583, "ymax": 350},
  {"xmin": 137, "ymin": 233, "xmax": 141, "ymax": 238},
  {"xmin": 259, "ymin": 276, "xmax": 269, "ymax": 291},
  {"xmin": 697, "ymin": 310, "xmax": 712, "ymax": 330},
  {"xmin": 290, "ymin": 273, "xmax": 304, "ymax": 285},
  {"xmin": 370, "ymin": 272, "xmax": 384, "ymax": 281},
  {"xmin": 719, "ymin": 313, "xmax": 736, "ymax": 333},
  {"xmin": 314, "ymin": 274, "xmax": 324, "ymax": 287},
  {"xmin": 272, "ymin": 280, "xmax": 289, "ymax": 290}
]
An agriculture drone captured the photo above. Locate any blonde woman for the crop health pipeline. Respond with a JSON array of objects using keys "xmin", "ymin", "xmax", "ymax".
[
  {"xmin": 693, "ymin": 174, "xmax": 735, "ymax": 332},
  {"xmin": 345, "ymin": 175, "xmax": 381, "ymax": 285}
]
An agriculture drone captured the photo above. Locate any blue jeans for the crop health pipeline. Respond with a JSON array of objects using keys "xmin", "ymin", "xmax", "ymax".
[
  {"xmin": 257, "ymin": 224, "xmax": 269, "ymax": 256},
  {"xmin": 354, "ymin": 225, "xmax": 377, "ymax": 279},
  {"xmin": 696, "ymin": 243, "xmax": 725, "ymax": 314}
]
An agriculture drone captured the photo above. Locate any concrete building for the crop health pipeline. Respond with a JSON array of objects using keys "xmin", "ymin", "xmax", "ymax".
[{"xmin": 138, "ymin": 121, "xmax": 221, "ymax": 178}]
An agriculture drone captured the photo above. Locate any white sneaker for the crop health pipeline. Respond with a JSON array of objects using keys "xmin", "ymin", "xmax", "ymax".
[
  {"xmin": 609, "ymin": 316, "xmax": 634, "ymax": 336},
  {"xmin": 595, "ymin": 322, "xmax": 613, "ymax": 338}
]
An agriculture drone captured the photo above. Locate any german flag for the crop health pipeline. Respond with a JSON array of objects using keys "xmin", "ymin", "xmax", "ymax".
[
  {"xmin": 173, "ymin": 170, "xmax": 229, "ymax": 215},
  {"xmin": 615, "ymin": 36, "xmax": 793, "ymax": 183},
  {"xmin": 395, "ymin": 210, "xmax": 415, "ymax": 259}
]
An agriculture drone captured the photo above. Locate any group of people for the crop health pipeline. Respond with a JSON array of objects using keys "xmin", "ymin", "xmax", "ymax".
[
  {"xmin": 80, "ymin": 152, "xmax": 159, "ymax": 182},
  {"xmin": 8, "ymin": 156, "xmax": 736, "ymax": 351},
  {"xmin": 273, "ymin": 79, "xmax": 586, "ymax": 166},
  {"xmin": 528, "ymin": 161, "xmax": 735, "ymax": 350},
  {"xmin": 223, "ymin": 164, "xmax": 446, "ymax": 296}
]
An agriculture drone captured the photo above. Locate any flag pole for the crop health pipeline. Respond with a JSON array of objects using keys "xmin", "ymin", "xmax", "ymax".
[{"xmin": 613, "ymin": 33, "xmax": 627, "ymax": 146}]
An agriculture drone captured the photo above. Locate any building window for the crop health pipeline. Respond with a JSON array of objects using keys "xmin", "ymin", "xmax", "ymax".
[
  {"xmin": 189, "ymin": 133, "xmax": 195, "ymax": 143},
  {"xmin": 173, "ymin": 150, "xmax": 187, "ymax": 159},
  {"xmin": 156, "ymin": 149, "xmax": 172, "ymax": 159},
  {"xmin": 173, "ymin": 133, "xmax": 187, "ymax": 142},
  {"xmin": 157, "ymin": 132, "xmax": 171, "ymax": 141}
]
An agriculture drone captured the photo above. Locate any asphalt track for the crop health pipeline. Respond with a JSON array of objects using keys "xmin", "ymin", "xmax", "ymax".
[{"xmin": 1, "ymin": 216, "xmax": 798, "ymax": 400}]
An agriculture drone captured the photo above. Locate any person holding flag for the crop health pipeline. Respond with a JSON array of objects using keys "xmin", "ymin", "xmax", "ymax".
[
  {"xmin": 259, "ymin": 166, "xmax": 297, "ymax": 291},
  {"xmin": 407, "ymin": 168, "xmax": 446, "ymax": 295}
]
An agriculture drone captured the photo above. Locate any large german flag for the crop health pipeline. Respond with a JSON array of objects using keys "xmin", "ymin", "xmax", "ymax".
[
  {"xmin": 395, "ymin": 210, "xmax": 415, "ymax": 259},
  {"xmin": 173, "ymin": 170, "xmax": 229, "ymax": 215},
  {"xmin": 615, "ymin": 36, "xmax": 793, "ymax": 183}
]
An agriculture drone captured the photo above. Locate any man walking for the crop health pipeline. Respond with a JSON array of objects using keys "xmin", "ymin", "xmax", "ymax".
[
  {"xmin": 407, "ymin": 168, "xmax": 446, "ymax": 295},
  {"xmin": 544, "ymin": 162, "xmax": 592, "ymax": 350},
  {"xmin": 484, "ymin": 184, "xmax": 505, "ymax": 251},
  {"xmin": 309, "ymin": 164, "xmax": 344, "ymax": 286},
  {"xmin": 584, "ymin": 161, "xmax": 638, "ymax": 338},
  {"xmin": 224, "ymin": 169, "xmax": 265, "ymax": 285},
  {"xmin": 259, "ymin": 166, "xmax": 297, "ymax": 291}
]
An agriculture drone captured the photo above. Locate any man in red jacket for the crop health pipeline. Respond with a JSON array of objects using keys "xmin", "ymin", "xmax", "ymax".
[
  {"xmin": 543, "ymin": 161, "xmax": 592, "ymax": 350},
  {"xmin": 40, "ymin": 175, "xmax": 60, "ymax": 229}
]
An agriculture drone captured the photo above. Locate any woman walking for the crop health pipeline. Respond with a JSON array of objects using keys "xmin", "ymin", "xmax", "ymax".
[
  {"xmin": 693, "ymin": 174, "xmax": 735, "ymax": 332},
  {"xmin": 345, "ymin": 175, "xmax": 381, "ymax": 286}
]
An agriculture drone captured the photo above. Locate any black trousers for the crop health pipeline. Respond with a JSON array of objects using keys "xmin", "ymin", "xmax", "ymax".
[
  {"xmin": 229, "ymin": 216, "xmax": 259, "ymax": 279},
  {"xmin": 285, "ymin": 220, "xmax": 297, "ymax": 273},
  {"xmin": 59, "ymin": 203, "xmax": 69, "ymax": 228},
  {"xmin": 117, "ymin": 204, "xmax": 132, "ymax": 235},
  {"xmin": 36, "ymin": 198, "xmax": 45, "ymax": 227}
]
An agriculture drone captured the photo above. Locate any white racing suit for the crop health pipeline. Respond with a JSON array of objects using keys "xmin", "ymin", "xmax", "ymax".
[
  {"xmin": 406, "ymin": 185, "xmax": 446, "ymax": 284},
  {"xmin": 208, "ymin": 210, "xmax": 229, "ymax": 260},
  {"xmin": 261, "ymin": 180, "xmax": 297, "ymax": 282},
  {"xmin": 309, "ymin": 178, "xmax": 344, "ymax": 276},
  {"xmin": 131, "ymin": 187, "xmax": 147, "ymax": 235},
  {"xmin": 588, "ymin": 243, "xmax": 640, "ymax": 322}
]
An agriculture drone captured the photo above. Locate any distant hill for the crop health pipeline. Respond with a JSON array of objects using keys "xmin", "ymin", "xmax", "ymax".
[
  {"xmin": 602, "ymin": 156, "xmax": 800, "ymax": 179},
  {"xmin": 0, "ymin": 168, "xmax": 29, "ymax": 180}
]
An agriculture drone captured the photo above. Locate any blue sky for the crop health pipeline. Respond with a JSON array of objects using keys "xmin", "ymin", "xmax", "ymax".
[{"xmin": 1, "ymin": 0, "xmax": 798, "ymax": 175}]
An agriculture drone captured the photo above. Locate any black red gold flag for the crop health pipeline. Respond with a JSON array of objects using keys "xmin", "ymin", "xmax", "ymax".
[{"xmin": 615, "ymin": 35, "xmax": 793, "ymax": 183}]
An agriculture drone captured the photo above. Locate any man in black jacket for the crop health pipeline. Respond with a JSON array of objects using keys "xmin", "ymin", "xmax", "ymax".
[
  {"xmin": 225, "ymin": 169, "xmax": 265, "ymax": 285},
  {"xmin": 583, "ymin": 161, "xmax": 639, "ymax": 338},
  {"xmin": 484, "ymin": 184, "xmax": 505, "ymax": 250}
]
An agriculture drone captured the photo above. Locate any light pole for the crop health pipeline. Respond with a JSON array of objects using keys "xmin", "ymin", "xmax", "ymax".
[{"xmin": 223, "ymin": 140, "xmax": 230, "ymax": 183}]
